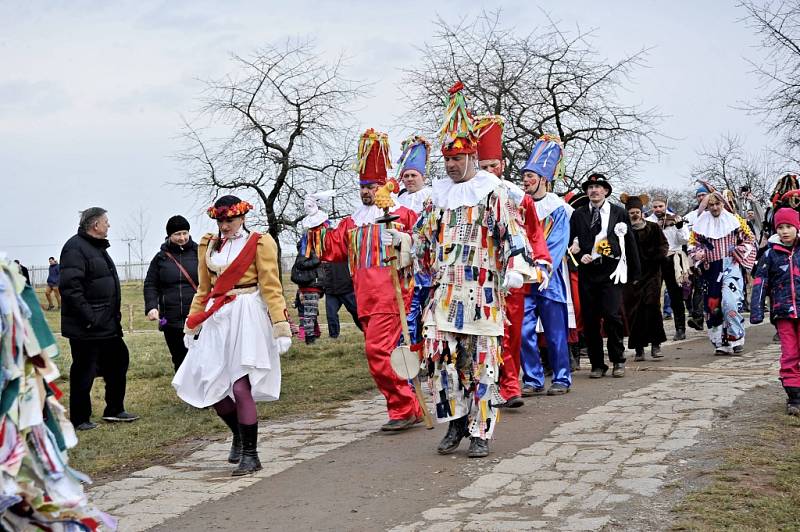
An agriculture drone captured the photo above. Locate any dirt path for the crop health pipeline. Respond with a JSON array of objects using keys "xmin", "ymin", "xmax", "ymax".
[{"xmin": 122, "ymin": 323, "xmax": 779, "ymax": 532}]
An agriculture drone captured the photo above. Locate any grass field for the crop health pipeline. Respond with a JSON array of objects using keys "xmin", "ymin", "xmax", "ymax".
[
  {"xmin": 673, "ymin": 409, "xmax": 800, "ymax": 530},
  {"xmin": 33, "ymin": 282, "xmax": 370, "ymax": 480}
]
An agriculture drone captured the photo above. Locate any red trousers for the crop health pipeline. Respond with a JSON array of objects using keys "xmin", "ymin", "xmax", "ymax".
[
  {"xmin": 499, "ymin": 288, "xmax": 525, "ymax": 400},
  {"xmin": 777, "ymin": 319, "xmax": 800, "ymax": 387},
  {"xmin": 361, "ymin": 313, "xmax": 421, "ymax": 420}
]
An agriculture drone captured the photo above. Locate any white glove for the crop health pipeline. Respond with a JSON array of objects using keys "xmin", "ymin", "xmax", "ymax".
[
  {"xmin": 380, "ymin": 228, "xmax": 402, "ymax": 247},
  {"xmin": 502, "ymin": 271, "xmax": 524, "ymax": 290},
  {"xmin": 276, "ymin": 336, "xmax": 292, "ymax": 355},
  {"xmin": 569, "ymin": 237, "xmax": 580, "ymax": 255},
  {"xmin": 536, "ymin": 265, "xmax": 551, "ymax": 292},
  {"xmin": 183, "ymin": 333, "xmax": 196, "ymax": 350}
]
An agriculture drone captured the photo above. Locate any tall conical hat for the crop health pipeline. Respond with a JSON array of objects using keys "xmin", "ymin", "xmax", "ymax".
[
  {"xmin": 438, "ymin": 81, "xmax": 477, "ymax": 156},
  {"xmin": 474, "ymin": 115, "xmax": 504, "ymax": 162},
  {"xmin": 357, "ymin": 129, "xmax": 392, "ymax": 186}
]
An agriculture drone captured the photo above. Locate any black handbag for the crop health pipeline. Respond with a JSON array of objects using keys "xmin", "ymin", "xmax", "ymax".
[{"xmin": 290, "ymin": 252, "xmax": 320, "ymax": 286}]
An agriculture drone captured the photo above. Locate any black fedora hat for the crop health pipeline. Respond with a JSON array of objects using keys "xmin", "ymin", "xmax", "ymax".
[{"xmin": 581, "ymin": 173, "xmax": 612, "ymax": 195}]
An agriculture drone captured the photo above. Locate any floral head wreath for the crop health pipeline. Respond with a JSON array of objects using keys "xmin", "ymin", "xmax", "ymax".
[{"xmin": 206, "ymin": 200, "xmax": 253, "ymax": 219}]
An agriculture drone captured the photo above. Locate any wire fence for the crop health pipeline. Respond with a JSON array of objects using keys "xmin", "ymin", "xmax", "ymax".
[{"xmin": 27, "ymin": 256, "xmax": 299, "ymax": 289}]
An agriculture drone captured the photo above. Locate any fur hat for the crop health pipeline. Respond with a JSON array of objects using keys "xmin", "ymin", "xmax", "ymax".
[{"xmin": 620, "ymin": 192, "xmax": 650, "ymax": 211}]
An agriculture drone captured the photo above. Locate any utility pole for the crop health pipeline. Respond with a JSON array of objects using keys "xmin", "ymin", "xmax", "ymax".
[{"xmin": 120, "ymin": 237, "xmax": 135, "ymax": 281}]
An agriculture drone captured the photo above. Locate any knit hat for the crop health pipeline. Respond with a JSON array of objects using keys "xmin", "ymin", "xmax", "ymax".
[
  {"xmin": 439, "ymin": 81, "xmax": 478, "ymax": 156},
  {"xmin": 695, "ymin": 183, "xmax": 710, "ymax": 195},
  {"xmin": 775, "ymin": 207, "xmax": 800, "ymax": 230},
  {"xmin": 521, "ymin": 134, "xmax": 565, "ymax": 182},
  {"xmin": 166, "ymin": 215, "xmax": 190, "ymax": 236},
  {"xmin": 474, "ymin": 115, "xmax": 504, "ymax": 162},
  {"xmin": 357, "ymin": 129, "xmax": 392, "ymax": 186}
]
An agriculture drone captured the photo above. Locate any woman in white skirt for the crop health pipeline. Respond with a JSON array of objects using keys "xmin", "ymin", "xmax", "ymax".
[{"xmin": 173, "ymin": 195, "xmax": 292, "ymax": 475}]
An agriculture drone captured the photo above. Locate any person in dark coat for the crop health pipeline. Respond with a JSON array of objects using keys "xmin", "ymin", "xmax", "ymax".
[
  {"xmin": 59, "ymin": 207, "xmax": 139, "ymax": 430},
  {"xmin": 569, "ymin": 174, "xmax": 641, "ymax": 378},
  {"xmin": 621, "ymin": 193, "xmax": 669, "ymax": 361},
  {"xmin": 322, "ymin": 260, "xmax": 361, "ymax": 337},
  {"xmin": 45, "ymin": 257, "xmax": 61, "ymax": 310},
  {"xmin": 143, "ymin": 215, "xmax": 199, "ymax": 372}
]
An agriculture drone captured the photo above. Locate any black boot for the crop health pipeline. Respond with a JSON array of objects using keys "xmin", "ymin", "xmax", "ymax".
[
  {"xmin": 219, "ymin": 412, "xmax": 242, "ymax": 464},
  {"xmin": 467, "ymin": 437, "xmax": 489, "ymax": 458},
  {"xmin": 437, "ymin": 416, "xmax": 468, "ymax": 455},
  {"xmin": 232, "ymin": 423, "xmax": 262, "ymax": 476},
  {"xmin": 785, "ymin": 387, "xmax": 800, "ymax": 416}
]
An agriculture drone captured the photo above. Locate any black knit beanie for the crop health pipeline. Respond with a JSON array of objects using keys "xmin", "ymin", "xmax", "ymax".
[{"xmin": 166, "ymin": 215, "xmax": 190, "ymax": 236}]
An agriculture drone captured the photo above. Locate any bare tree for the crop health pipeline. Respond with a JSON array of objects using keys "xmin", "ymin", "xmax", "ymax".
[
  {"xmin": 690, "ymin": 133, "xmax": 777, "ymax": 209},
  {"xmin": 180, "ymin": 38, "xmax": 365, "ymax": 255},
  {"xmin": 640, "ymin": 186, "xmax": 697, "ymax": 217},
  {"xmin": 400, "ymin": 10, "xmax": 666, "ymax": 192},
  {"xmin": 740, "ymin": 1, "xmax": 800, "ymax": 152}
]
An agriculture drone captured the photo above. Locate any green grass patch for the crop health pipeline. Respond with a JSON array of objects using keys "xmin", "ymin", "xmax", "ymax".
[
  {"xmin": 39, "ymin": 281, "xmax": 369, "ymax": 480},
  {"xmin": 672, "ymin": 410, "xmax": 800, "ymax": 531}
]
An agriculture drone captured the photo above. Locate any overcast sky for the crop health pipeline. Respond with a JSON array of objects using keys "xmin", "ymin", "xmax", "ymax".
[{"xmin": 0, "ymin": 0, "xmax": 773, "ymax": 268}]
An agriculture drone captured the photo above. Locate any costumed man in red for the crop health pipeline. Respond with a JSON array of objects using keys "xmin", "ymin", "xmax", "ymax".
[
  {"xmin": 324, "ymin": 129, "xmax": 423, "ymax": 431},
  {"xmin": 474, "ymin": 115, "xmax": 550, "ymax": 408}
]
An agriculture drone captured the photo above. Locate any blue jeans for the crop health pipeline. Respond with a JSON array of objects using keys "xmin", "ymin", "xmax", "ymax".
[{"xmin": 520, "ymin": 294, "xmax": 572, "ymax": 388}]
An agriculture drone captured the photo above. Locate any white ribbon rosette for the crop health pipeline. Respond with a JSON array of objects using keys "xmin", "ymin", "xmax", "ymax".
[{"xmin": 609, "ymin": 222, "xmax": 628, "ymax": 285}]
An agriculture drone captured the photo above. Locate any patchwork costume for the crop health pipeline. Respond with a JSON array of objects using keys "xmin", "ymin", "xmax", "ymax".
[
  {"xmin": 688, "ymin": 192, "xmax": 757, "ymax": 354},
  {"xmin": 324, "ymin": 130, "xmax": 423, "ymax": 425},
  {"xmin": 413, "ymin": 83, "xmax": 545, "ymax": 455},
  {"xmin": 519, "ymin": 136, "xmax": 575, "ymax": 393}
]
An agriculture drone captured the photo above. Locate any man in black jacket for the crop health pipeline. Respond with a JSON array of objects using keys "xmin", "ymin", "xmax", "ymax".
[
  {"xmin": 59, "ymin": 207, "xmax": 139, "ymax": 430},
  {"xmin": 322, "ymin": 260, "xmax": 361, "ymax": 338},
  {"xmin": 569, "ymin": 174, "xmax": 641, "ymax": 378},
  {"xmin": 143, "ymin": 215, "xmax": 199, "ymax": 371}
]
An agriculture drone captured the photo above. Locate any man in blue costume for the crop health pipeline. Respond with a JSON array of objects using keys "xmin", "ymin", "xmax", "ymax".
[{"xmin": 519, "ymin": 136, "xmax": 574, "ymax": 395}]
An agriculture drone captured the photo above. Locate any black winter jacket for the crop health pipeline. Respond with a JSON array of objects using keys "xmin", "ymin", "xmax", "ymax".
[
  {"xmin": 322, "ymin": 261, "xmax": 354, "ymax": 295},
  {"xmin": 143, "ymin": 239, "xmax": 199, "ymax": 330},
  {"xmin": 59, "ymin": 230, "xmax": 123, "ymax": 340}
]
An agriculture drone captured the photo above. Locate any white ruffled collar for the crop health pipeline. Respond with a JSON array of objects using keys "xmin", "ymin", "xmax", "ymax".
[
  {"xmin": 431, "ymin": 170, "xmax": 501, "ymax": 209},
  {"xmin": 534, "ymin": 192, "xmax": 573, "ymax": 220},
  {"xmin": 397, "ymin": 186, "xmax": 432, "ymax": 213},
  {"xmin": 350, "ymin": 201, "xmax": 400, "ymax": 227},
  {"xmin": 692, "ymin": 210, "xmax": 740, "ymax": 239}
]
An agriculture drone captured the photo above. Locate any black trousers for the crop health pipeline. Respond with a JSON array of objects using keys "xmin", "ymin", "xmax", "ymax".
[
  {"xmin": 661, "ymin": 257, "xmax": 686, "ymax": 330},
  {"xmin": 325, "ymin": 291, "xmax": 361, "ymax": 337},
  {"xmin": 579, "ymin": 267, "xmax": 626, "ymax": 370},
  {"xmin": 163, "ymin": 328, "xmax": 188, "ymax": 372},
  {"xmin": 688, "ymin": 271, "xmax": 705, "ymax": 320},
  {"xmin": 68, "ymin": 336, "xmax": 130, "ymax": 425}
]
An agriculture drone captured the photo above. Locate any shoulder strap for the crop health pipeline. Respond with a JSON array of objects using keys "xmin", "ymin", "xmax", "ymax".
[{"xmin": 164, "ymin": 251, "xmax": 198, "ymax": 291}]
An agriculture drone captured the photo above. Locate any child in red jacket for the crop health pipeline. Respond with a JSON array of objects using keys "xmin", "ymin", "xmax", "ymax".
[{"xmin": 751, "ymin": 207, "xmax": 800, "ymax": 415}]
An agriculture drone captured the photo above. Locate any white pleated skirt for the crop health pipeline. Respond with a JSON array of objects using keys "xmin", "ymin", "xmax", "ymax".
[{"xmin": 172, "ymin": 291, "xmax": 281, "ymax": 408}]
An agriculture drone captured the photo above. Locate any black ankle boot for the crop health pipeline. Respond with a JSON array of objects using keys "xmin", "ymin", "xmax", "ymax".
[
  {"xmin": 219, "ymin": 412, "xmax": 241, "ymax": 464},
  {"xmin": 785, "ymin": 387, "xmax": 800, "ymax": 416},
  {"xmin": 437, "ymin": 416, "xmax": 468, "ymax": 455},
  {"xmin": 467, "ymin": 437, "xmax": 489, "ymax": 458},
  {"xmin": 232, "ymin": 423, "xmax": 262, "ymax": 476}
]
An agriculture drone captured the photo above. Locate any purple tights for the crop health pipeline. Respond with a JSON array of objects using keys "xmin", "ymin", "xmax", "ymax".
[{"xmin": 213, "ymin": 376, "xmax": 258, "ymax": 425}]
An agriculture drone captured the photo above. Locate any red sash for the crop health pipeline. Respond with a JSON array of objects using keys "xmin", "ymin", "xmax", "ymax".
[{"xmin": 186, "ymin": 232, "xmax": 261, "ymax": 330}]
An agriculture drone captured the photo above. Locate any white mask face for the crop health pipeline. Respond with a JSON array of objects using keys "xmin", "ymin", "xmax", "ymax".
[{"xmin": 303, "ymin": 197, "xmax": 319, "ymax": 216}]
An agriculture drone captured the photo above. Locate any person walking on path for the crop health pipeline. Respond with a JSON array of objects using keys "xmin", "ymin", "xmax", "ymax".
[
  {"xmin": 414, "ymin": 82, "xmax": 547, "ymax": 458},
  {"xmin": 323, "ymin": 130, "xmax": 423, "ymax": 432},
  {"xmin": 688, "ymin": 190, "xmax": 757, "ymax": 355},
  {"xmin": 143, "ymin": 215, "xmax": 199, "ymax": 372},
  {"xmin": 518, "ymin": 135, "xmax": 574, "ymax": 397},
  {"xmin": 59, "ymin": 207, "xmax": 139, "ymax": 430},
  {"xmin": 174, "ymin": 196, "xmax": 292, "ymax": 476},
  {"xmin": 396, "ymin": 135, "xmax": 433, "ymax": 349},
  {"xmin": 646, "ymin": 195, "xmax": 690, "ymax": 340},
  {"xmin": 472, "ymin": 117, "xmax": 551, "ymax": 408},
  {"xmin": 622, "ymin": 193, "xmax": 669, "ymax": 361},
  {"xmin": 685, "ymin": 184, "xmax": 711, "ymax": 331},
  {"xmin": 751, "ymin": 207, "xmax": 800, "ymax": 415},
  {"xmin": 569, "ymin": 174, "xmax": 641, "ymax": 378},
  {"xmin": 45, "ymin": 256, "xmax": 61, "ymax": 310}
]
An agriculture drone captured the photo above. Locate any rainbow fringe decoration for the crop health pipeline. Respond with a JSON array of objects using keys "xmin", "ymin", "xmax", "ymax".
[
  {"xmin": 472, "ymin": 115, "xmax": 504, "ymax": 138},
  {"xmin": 356, "ymin": 128, "xmax": 392, "ymax": 175},
  {"xmin": 437, "ymin": 81, "xmax": 476, "ymax": 147}
]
